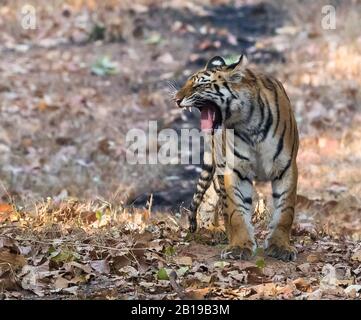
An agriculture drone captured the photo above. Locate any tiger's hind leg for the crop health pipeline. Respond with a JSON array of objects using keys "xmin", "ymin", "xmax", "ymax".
[
  {"xmin": 220, "ymin": 169, "xmax": 256, "ymax": 260},
  {"xmin": 265, "ymin": 161, "xmax": 298, "ymax": 262}
]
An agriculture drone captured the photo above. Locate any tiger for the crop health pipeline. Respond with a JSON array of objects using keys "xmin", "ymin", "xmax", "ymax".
[{"xmin": 174, "ymin": 54, "xmax": 299, "ymax": 262}]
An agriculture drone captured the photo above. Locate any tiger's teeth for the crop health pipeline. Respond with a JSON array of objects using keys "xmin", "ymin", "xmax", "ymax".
[
  {"xmin": 190, "ymin": 107, "xmax": 193, "ymax": 112},
  {"xmin": 183, "ymin": 107, "xmax": 186, "ymax": 111}
]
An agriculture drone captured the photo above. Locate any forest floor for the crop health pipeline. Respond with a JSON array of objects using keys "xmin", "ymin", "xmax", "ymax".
[{"xmin": 0, "ymin": 0, "xmax": 360, "ymax": 299}]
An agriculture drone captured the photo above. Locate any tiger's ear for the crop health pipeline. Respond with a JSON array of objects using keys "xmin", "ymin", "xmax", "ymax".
[
  {"xmin": 226, "ymin": 54, "xmax": 248, "ymax": 81},
  {"xmin": 205, "ymin": 56, "xmax": 226, "ymax": 70},
  {"xmin": 228, "ymin": 54, "xmax": 248, "ymax": 71}
]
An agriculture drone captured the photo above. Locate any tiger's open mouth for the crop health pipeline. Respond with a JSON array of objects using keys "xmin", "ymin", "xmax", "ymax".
[{"xmin": 194, "ymin": 100, "xmax": 222, "ymax": 132}]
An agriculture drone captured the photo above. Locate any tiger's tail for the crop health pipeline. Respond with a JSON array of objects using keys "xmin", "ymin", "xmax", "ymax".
[{"xmin": 188, "ymin": 162, "xmax": 215, "ymax": 232}]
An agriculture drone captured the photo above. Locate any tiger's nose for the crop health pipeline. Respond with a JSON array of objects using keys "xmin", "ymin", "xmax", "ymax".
[{"xmin": 176, "ymin": 98, "xmax": 182, "ymax": 107}]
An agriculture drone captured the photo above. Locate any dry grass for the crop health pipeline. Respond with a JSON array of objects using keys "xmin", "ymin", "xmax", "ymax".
[{"xmin": 1, "ymin": 185, "xmax": 360, "ymax": 299}]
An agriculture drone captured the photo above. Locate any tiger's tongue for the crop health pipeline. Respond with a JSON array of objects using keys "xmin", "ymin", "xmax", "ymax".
[{"xmin": 200, "ymin": 106, "xmax": 216, "ymax": 131}]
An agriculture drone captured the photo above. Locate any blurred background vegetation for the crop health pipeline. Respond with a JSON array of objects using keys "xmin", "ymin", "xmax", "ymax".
[{"xmin": 0, "ymin": 0, "xmax": 360, "ymax": 212}]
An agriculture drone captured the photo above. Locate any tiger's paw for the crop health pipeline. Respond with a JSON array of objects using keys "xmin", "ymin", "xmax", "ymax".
[
  {"xmin": 220, "ymin": 245, "xmax": 253, "ymax": 260},
  {"xmin": 265, "ymin": 235, "xmax": 297, "ymax": 262}
]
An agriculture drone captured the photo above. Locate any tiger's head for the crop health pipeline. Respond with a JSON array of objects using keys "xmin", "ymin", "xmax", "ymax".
[{"xmin": 175, "ymin": 54, "xmax": 249, "ymax": 131}]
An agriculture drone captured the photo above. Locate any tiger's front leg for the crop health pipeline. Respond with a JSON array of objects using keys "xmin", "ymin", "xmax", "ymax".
[
  {"xmin": 220, "ymin": 168, "xmax": 256, "ymax": 260},
  {"xmin": 265, "ymin": 161, "xmax": 298, "ymax": 261}
]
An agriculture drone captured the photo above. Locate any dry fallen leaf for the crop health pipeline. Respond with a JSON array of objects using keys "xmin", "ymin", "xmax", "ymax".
[
  {"xmin": 0, "ymin": 276, "xmax": 20, "ymax": 292},
  {"xmin": 276, "ymin": 284, "xmax": 295, "ymax": 298},
  {"xmin": 0, "ymin": 250, "xmax": 26, "ymax": 269},
  {"xmin": 293, "ymin": 278, "xmax": 312, "ymax": 292},
  {"xmin": 344, "ymin": 285, "xmax": 361, "ymax": 298},
  {"xmin": 118, "ymin": 266, "xmax": 139, "ymax": 277},
  {"xmin": 351, "ymin": 250, "xmax": 361, "ymax": 262},
  {"xmin": 89, "ymin": 260, "xmax": 110, "ymax": 274},
  {"xmin": 0, "ymin": 204, "xmax": 18, "ymax": 223},
  {"xmin": 306, "ymin": 253, "xmax": 320, "ymax": 263},
  {"xmin": 185, "ymin": 287, "xmax": 210, "ymax": 300},
  {"xmin": 54, "ymin": 276, "xmax": 69, "ymax": 289},
  {"xmin": 20, "ymin": 264, "xmax": 53, "ymax": 297},
  {"xmin": 62, "ymin": 286, "xmax": 79, "ymax": 295},
  {"xmin": 252, "ymin": 283, "xmax": 278, "ymax": 297},
  {"xmin": 65, "ymin": 261, "xmax": 92, "ymax": 274},
  {"xmin": 174, "ymin": 256, "xmax": 192, "ymax": 266},
  {"xmin": 193, "ymin": 272, "xmax": 212, "ymax": 283},
  {"xmin": 297, "ymin": 262, "xmax": 311, "ymax": 274},
  {"xmin": 112, "ymin": 255, "xmax": 131, "ymax": 270}
]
